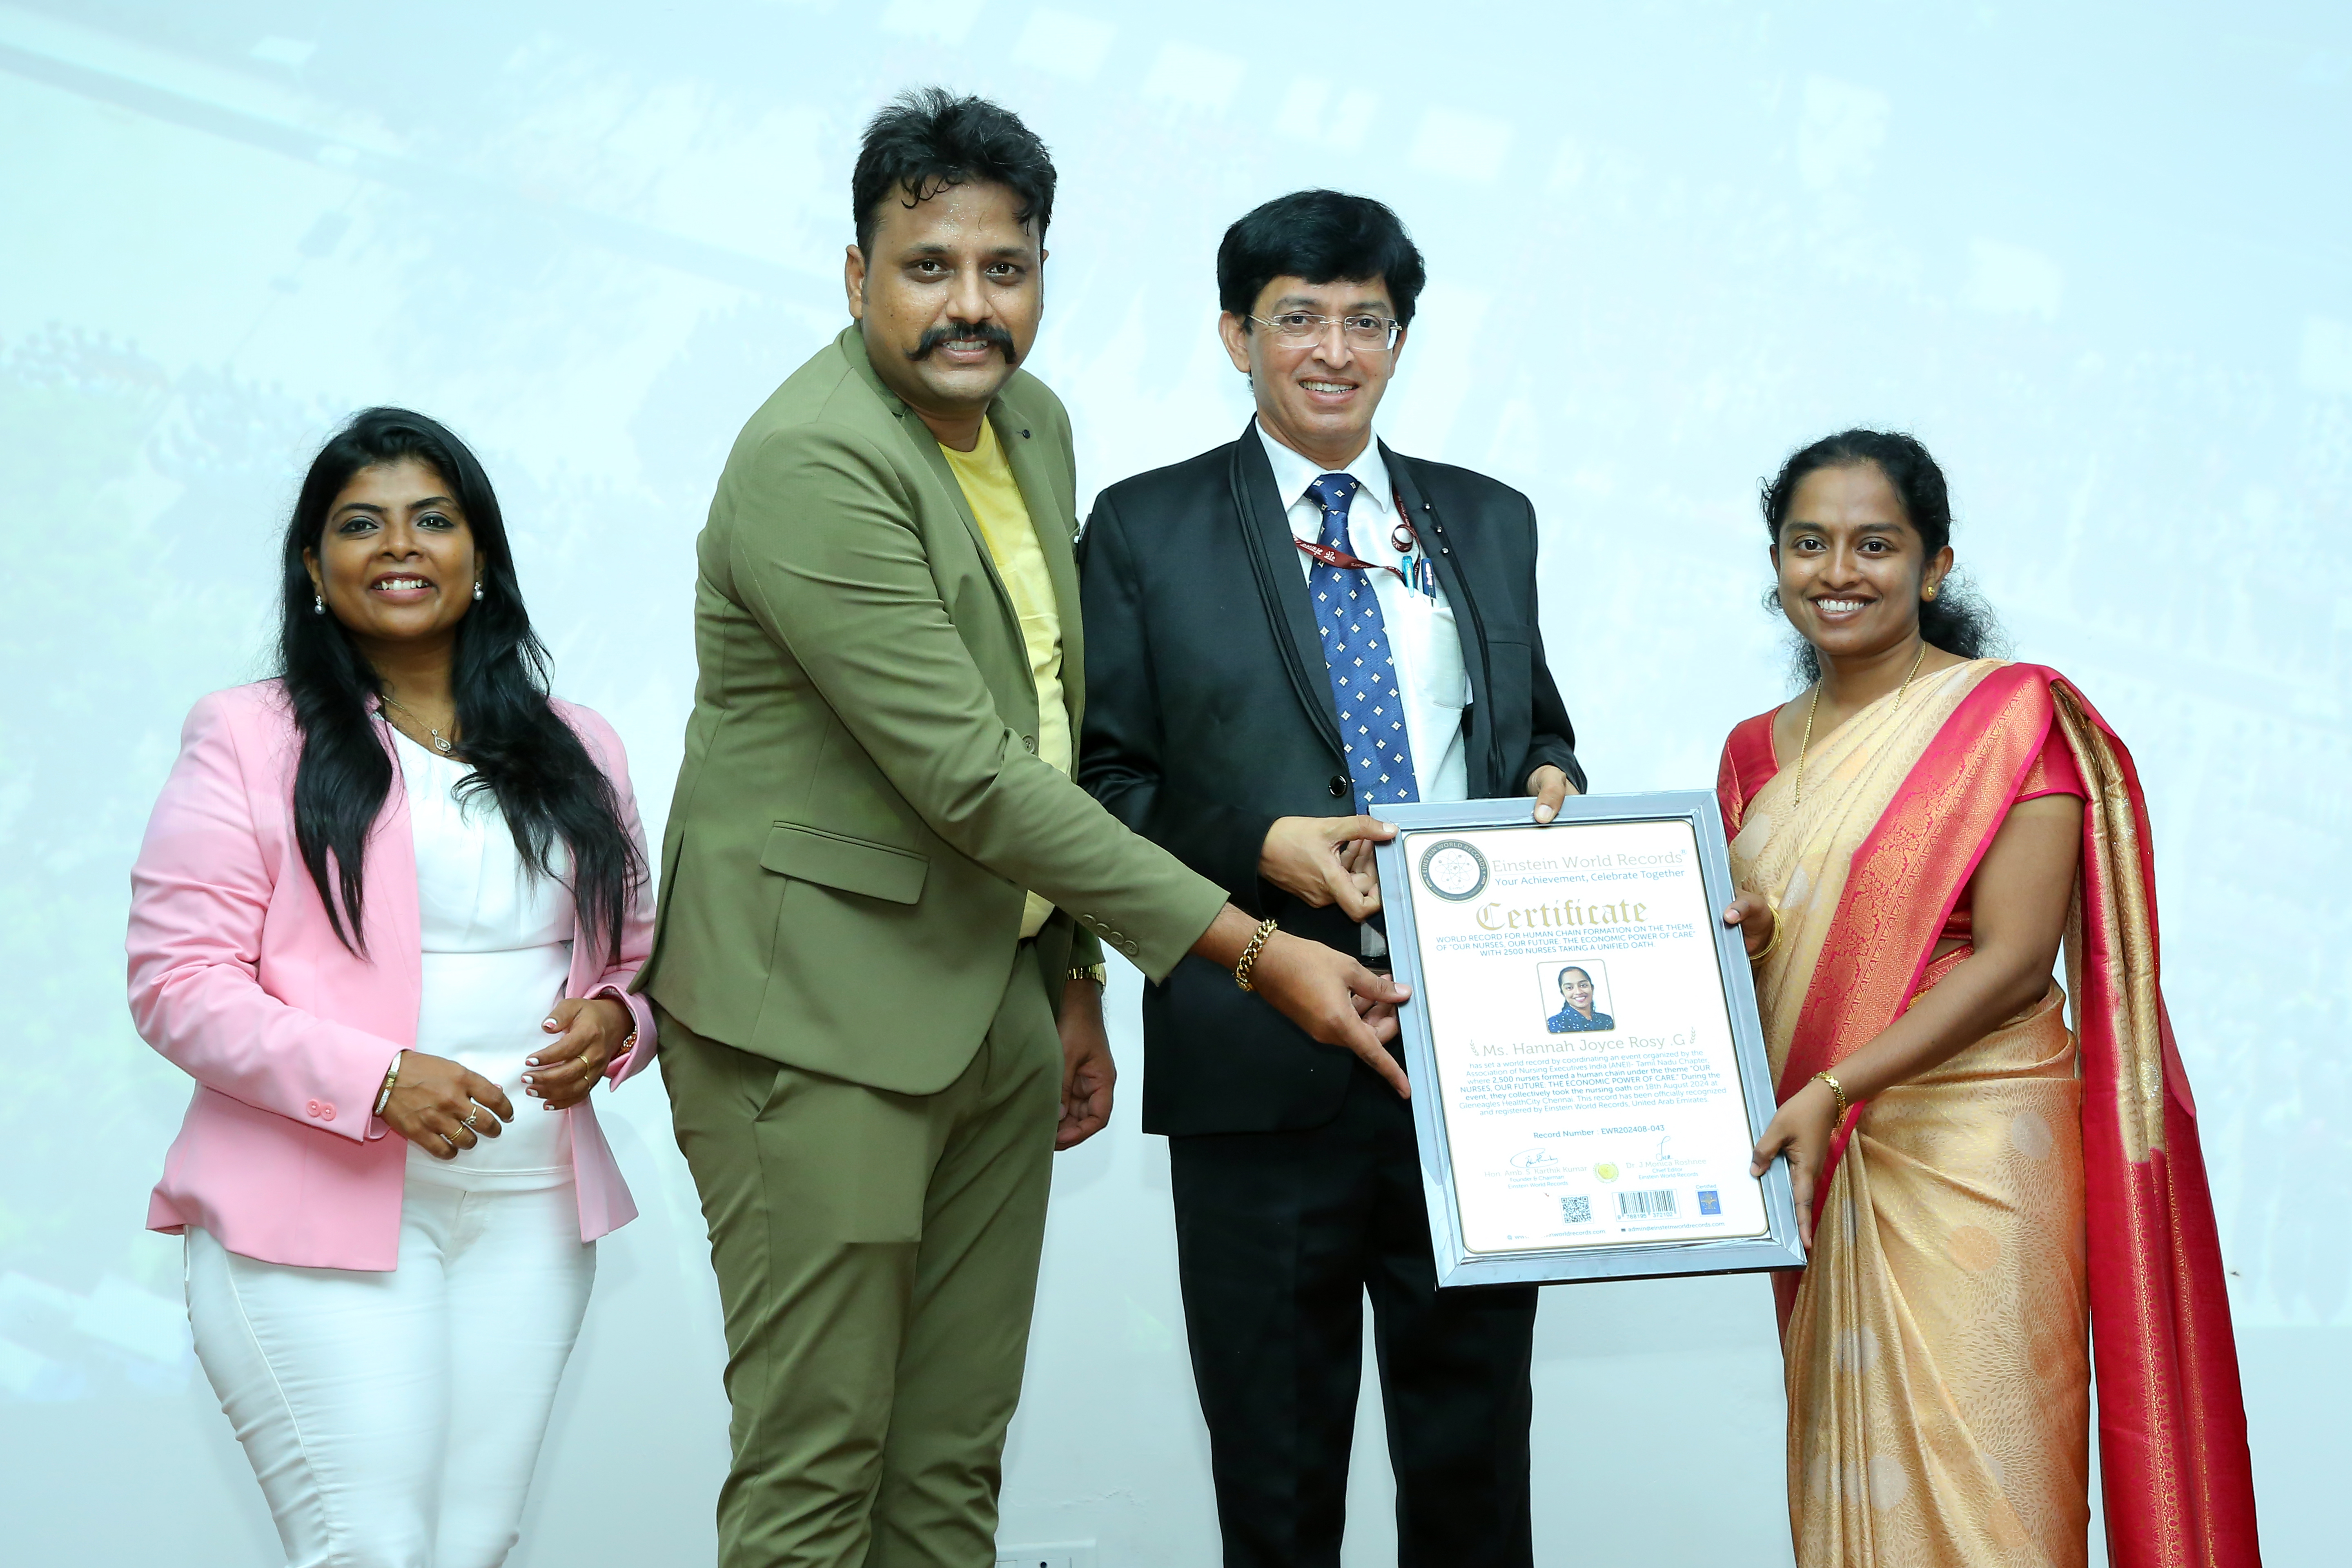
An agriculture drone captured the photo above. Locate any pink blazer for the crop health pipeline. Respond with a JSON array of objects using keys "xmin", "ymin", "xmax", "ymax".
[{"xmin": 128, "ymin": 681, "xmax": 659, "ymax": 1270}]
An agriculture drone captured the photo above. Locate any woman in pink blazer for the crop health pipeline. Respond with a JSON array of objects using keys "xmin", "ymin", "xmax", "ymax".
[{"xmin": 129, "ymin": 408, "xmax": 657, "ymax": 1568}]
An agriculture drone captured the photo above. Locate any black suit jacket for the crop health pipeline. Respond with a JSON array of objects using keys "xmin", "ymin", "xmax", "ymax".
[{"xmin": 1077, "ymin": 425, "xmax": 1584, "ymax": 1136}]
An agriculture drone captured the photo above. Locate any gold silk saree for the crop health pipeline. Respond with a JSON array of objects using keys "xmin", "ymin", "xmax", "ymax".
[{"xmin": 1716, "ymin": 661, "xmax": 2258, "ymax": 1568}]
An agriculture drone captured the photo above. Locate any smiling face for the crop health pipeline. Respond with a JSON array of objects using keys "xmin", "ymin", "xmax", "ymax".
[
  {"xmin": 303, "ymin": 457, "xmax": 479, "ymax": 660},
  {"xmin": 1219, "ymin": 275, "xmax": 1403, "ymax": 470},
  {"xmin": 1557, "ymin": 967, "xmax": 1595, "ymax": 1015},
  {"xmin": 845, "ymin": 177, "xmax": 1044, "ymax": 436},
  {"xmin": 1772, "ymin": 462, "xmax": 1953, "ymax": 664}
]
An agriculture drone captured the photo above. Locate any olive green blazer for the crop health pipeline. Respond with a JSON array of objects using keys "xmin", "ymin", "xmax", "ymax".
[{"xmin": 638, "ymin": 326, "xmax": 1226, "ymax": 1094}]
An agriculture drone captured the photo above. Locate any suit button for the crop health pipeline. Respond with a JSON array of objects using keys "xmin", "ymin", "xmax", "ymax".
[
  {"xmin": 1122, "ymin": 941, "xmax": 1140, "ymax": 957},
  {"xmin": 319, "ymin": 1103, "xmax": 336, "ymax": 1121},
  {"xmin": 1328, "ymin": 776, "xmax": 1348, "ymax": 798},
  {"xmin": 306, "ymin": 1100, "xmax": 321, "ymax": 1118},
  {"xmin": 1022, "ymin": 735, "xmax": 1038, "ymax": 754}
]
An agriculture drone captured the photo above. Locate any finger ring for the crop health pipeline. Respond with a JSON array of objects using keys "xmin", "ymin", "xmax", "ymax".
[{"xmin": 461, "ymin": 1108, "xmax": 481, "ymax": 1131}]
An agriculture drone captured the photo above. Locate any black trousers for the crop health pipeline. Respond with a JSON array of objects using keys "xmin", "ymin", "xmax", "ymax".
[{"xmin": 1169, "ymin": 1060, "xmax": 1538, "ymax": 1568}]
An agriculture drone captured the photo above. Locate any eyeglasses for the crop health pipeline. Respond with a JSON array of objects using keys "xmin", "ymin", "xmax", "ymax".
[{"xmin": 1250, "ymin": 312, "xmax": 1404, "ymax": 352}]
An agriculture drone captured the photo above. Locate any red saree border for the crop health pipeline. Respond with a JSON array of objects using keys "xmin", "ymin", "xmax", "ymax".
[
  {"xmin": 1779, "ymin": 664, "xmax": 2054, "ymax": 1098},
  {"xmin": 1715, "ymin": 709, "xmax": 1782, "ymax": 837},
  {"xmin": 2053, "ymin": 683, "xmax": 2255, "ymax": 1566}
]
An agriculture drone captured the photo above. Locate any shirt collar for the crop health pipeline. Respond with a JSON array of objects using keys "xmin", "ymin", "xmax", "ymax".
[{"xmin": 1254, "ymin": 419, "xmax": 1392, "ymax": 519}]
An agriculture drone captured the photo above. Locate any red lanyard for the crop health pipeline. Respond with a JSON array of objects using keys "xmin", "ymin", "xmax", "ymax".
[
  {"xmin": 1295, "ymin": 535, "xmax": 1406, "ymax": 583},
  {"xmin": 1295, "ymin": 490, "xmax": 1423, "ymax": 583}
]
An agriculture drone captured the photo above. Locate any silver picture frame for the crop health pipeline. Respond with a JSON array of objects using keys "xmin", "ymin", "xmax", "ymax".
[{"xmin": 1372, "ymin": 791, "xmax": 1807, "ymax": 1287}]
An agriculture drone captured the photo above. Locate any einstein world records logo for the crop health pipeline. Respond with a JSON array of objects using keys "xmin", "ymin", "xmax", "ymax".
[{"xmin": 1417, "ymin": 838, "xmax": 1488, "ymax": 902}]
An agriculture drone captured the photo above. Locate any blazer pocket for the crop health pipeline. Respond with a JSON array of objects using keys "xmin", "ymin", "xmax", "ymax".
[{"xmin": 760, "ymin": 824, "xmax": 929, "ymax": 905}]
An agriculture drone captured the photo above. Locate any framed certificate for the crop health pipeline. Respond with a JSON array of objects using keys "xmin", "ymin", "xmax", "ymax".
[{"xmin": 1373, "ymin": 792, "xmax": 1806, "ymax": 1287}]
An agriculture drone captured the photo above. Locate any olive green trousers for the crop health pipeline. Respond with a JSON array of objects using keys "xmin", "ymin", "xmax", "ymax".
[{"xmin": 657, "ymin": 976, "xmax": 1059, "ymax": 1568}]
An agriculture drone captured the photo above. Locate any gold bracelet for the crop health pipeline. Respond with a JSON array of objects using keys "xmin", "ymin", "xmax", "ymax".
[
  {"xmin": 1233, "ymin": 918, "xmax": 1279, "ymax": 991},
  {"xmin": 1067, "ymin": 964, "xmax": 1108, "ymax": 986},
  {"xmin": 1748, "ymin": 891, "xmax": 1784, "ymax": 963},
  {"xmin": 1812, "ymin": 1070, "xmax": 1850, "ymax": 1123}
]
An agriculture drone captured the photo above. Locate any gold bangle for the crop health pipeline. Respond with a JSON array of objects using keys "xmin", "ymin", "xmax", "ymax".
[
  {"xmin": 1234, "ymin": 918, "xmax": 1279, "ymax": 991},
  {"xmin": 1747, "ymin": 891, "xmax": 1783, "ymax": 963},
  {"xmin": 373, "ymin": 1050, "xmax": 404, "ymax": 1116},
  {"xmin": 1812, "ymin": 1070, "xmax": 1850, "ymax": 1123}
]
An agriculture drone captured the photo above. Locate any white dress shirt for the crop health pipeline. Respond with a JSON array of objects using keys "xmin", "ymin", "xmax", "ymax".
[{"xmin": 1257, "ymin": 420, "xmax": 1470, "ymax": 804}]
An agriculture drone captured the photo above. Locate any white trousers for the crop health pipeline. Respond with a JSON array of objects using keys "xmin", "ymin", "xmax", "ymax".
[{"xmin": 185, "ymin": 1167, "xmax": 595, "ymax": 1568}]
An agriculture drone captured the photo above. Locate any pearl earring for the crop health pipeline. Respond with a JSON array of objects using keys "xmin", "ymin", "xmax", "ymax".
[
  {"xmin": 472, "ymin": 580, "xmax": 485, "ymax": 602},
  {"xmin": 313, "ymin": 593, "xmax": 326, "ymax": 615}
]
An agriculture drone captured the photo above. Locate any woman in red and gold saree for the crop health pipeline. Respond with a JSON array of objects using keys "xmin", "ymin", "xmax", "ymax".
[{"xmin": 1717, "ymin": 431, "xmax": 2258, "ymax": 1568}]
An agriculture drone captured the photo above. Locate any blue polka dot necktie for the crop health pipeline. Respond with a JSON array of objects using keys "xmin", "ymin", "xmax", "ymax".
[{"xmin": 1306, "ymin": 472, "xmax": 1419, "ymax": 808}]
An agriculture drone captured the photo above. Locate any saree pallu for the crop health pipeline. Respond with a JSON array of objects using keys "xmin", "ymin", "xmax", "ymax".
[{"xmin": 1717, "ymin": 661, "xmax": 2258, "ymax": 1568}]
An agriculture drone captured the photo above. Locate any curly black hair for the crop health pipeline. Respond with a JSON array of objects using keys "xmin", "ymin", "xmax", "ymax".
[{"xmin": 852, "ymin": 87, "xmax": 1056, "ymax": 254}]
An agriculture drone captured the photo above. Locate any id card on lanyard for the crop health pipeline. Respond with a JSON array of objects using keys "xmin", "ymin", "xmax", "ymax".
[
  {"xmin": 1295, "ymin": 494, "xmax": 1470, "ymax": 717},
  {"xmin": 1292, "ymin": 489, "xmax": 1442, "ymax": 599}
]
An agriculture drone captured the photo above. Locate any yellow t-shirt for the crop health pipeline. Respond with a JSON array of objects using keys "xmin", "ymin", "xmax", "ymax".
[{"xmin": 940, "ymin": 418, "xmax": 1070, "ymax": 939}]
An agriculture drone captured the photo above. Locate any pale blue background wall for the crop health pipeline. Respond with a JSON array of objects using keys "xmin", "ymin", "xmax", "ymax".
[{"xmin": 2, "ymin": 2, "xmax": 2345, "ymax": 1562}]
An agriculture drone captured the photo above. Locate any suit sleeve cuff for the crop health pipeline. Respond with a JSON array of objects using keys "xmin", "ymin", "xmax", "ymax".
[
  {"xmin": 590, "ymin": 984, "xmax": 659, "ymax": 1086},
  {"xmin": 1126, "ymin": 875, "xmax": 1231, "ymax": 987},
  {"xmin": 1522, "ymin": 742, "xmax": 1587, "ymax": 796}
]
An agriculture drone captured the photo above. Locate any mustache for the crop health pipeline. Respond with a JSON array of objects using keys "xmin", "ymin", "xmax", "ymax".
[{"xmin": 910, "ymin": 321, "xmax": 1018, "ymax": 365}]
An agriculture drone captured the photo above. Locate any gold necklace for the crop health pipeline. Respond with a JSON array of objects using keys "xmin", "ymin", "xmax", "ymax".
[
  {"xmin": 1792, "ymin": 640, "xmax": 1927, "ymax": 803},
  {"xmin": 381, "ymin": 695, "xmax": 458, "ymax": 756}
]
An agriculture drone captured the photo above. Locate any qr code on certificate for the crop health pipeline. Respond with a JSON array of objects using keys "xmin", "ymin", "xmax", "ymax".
[{"xmin": 1561, "ymin": 1195, "xmax": 1592, "ymax": 1224}]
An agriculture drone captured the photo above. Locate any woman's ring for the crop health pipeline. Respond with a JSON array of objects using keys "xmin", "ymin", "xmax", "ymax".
[{"xmin": 461, "ymin": 1107, "xmax": 481, "ymax": 1131}]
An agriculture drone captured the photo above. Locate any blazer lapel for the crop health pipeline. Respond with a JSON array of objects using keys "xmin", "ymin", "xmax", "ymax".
[
  {"xmin": 839, "ymin": 327, "xmax": 1026, "ymax": 657},
  {"xmin": 1385, "ymin": 442, "xmax": 1501, "ymax": 794},
  {"xmin": 1230, "ymin": 424, "xmax": 1346, "ymax": 761},
  {"xmin": 992, "ymin": 401, "xmax": 1087, "ymax": 730}
]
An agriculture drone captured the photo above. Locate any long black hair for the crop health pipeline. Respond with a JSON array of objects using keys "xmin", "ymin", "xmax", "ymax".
[
  {"xmin": 1760, "ymin": 428, "xmax": 2006, "ymax": 682},
  {"xmin": 278, "ymin": 407, "xmax": 642, "ymax": 958}
]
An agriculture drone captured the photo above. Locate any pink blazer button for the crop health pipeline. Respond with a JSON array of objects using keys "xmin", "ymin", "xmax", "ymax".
[
  {"xmin": 306, "ymin": 1100, "xmax": 321, "ymax": 1117},
  {"xmin": 320, "ymin": 1103, "xmax": 335, "ymax": 1121}
]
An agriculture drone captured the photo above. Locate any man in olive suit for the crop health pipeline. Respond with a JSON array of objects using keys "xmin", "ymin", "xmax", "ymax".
[{"xmin": 635, "ymin": 91, "xmax": 1411, "ymax": 1568}]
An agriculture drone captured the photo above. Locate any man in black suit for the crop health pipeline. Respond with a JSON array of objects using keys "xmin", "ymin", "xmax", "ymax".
[{"xmin": 1076, "ymin": 190, "xmax": 1584, "ymax": 1568}]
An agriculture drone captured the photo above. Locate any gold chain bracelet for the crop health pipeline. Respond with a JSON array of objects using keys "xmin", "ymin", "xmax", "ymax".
[
  {"xmin": 1234, "ymin": 918, "xmax": 1279, "ymax": 991},
  {"xmin": 1812, "ymin": 1070, "xmax": 1850, "ymax": 1123}
]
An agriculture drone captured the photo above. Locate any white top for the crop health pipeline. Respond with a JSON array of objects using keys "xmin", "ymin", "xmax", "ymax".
[
  {"xmin": 394, "ymin": 731, "xmax": 576, "ymax": 1185},
  {"xmin": 1257, "ymin": 420, "xmax": 1470, "ymax": 804}
]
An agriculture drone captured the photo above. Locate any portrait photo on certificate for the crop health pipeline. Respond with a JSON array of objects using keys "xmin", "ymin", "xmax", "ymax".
[
  {"xmin": 1378, "ymin": 796, "xmax": 1803, "ymax": 1286},
  {"xmin": 1539, "ymin": 960, "xmax": 1617, "ymax": 1034}
]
